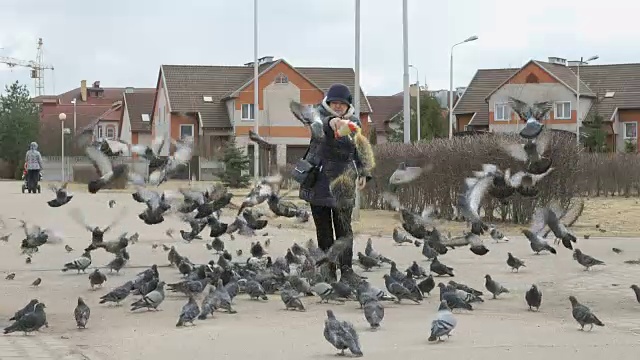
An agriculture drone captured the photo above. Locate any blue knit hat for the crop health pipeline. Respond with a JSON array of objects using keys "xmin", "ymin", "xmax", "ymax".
[{"xmin": 325, "ymin": 83, "xmax": 352, "ymax": 105}]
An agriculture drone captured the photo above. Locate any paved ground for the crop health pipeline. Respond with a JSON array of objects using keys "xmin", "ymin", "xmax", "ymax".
[{"xmin": 0, "ymin": 181, "xmax": 639, "ymax": 360}]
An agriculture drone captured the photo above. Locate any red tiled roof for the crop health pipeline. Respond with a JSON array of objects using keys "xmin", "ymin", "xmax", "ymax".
[
  {"xmin": 124, "ymin": 90, "xmax": 155, "ymax": 132},
  {"xmin": 367, "ymin": 95, "xmax": 403, "ymax": 132}
]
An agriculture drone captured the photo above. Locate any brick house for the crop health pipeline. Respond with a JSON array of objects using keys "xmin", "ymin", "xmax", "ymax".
[
  {"xmin": 33, "ymin": 80, "xmax": 128, "ymax": 155},
  {"xmin": 149, "ymin": 56, "xmax": 372, "ymax": 174},
  {"xmin": 453, "ymin": 57, "xmax": 640, "ymax": 151},
  {"xmin": 367, "ymin": 95, "xmax": 402, "ymax": 144},
  {"xmin": 120, "ymin": 88, "xmax": 156, "ymax": 145}
]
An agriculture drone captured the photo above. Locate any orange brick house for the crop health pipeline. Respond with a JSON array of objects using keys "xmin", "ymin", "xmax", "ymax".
[
  {"xmin": 453, "ymin": 57, "xmax": 640, "ymax": 151},
  {"xmin": 149, "ymin": 56, "xmax": 372, "ymax": 174}
]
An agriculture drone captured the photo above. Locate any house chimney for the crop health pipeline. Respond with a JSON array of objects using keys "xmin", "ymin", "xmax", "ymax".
[
  {"xmin": 244, "ymin": 61, "xmax": 254, "ymax": 67},
  {"xmin": 80, "ymin": 80, "xmax": 87, "ymax": 102},
  {"xmin": 93, "ymin": 81, "xmax": 101, "ymax": 88},
  {"xmin": 547, "ymin": 57, "xmax": 567, "ymax": 66},
  {"xmin": 125, "ymin": 87, "xmax": 134, "ymax": 93},
  {"xmin": 258, "ymin": 56, "xmax": 274, "ymax": 64}
]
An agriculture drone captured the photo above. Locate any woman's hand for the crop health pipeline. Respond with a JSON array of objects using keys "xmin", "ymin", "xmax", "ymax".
[
  {"xmin": 356, "ymin": 176, "xmax": 367, "ymax": 190},
  {"xmin": 329, "ymin": 117, "xmax": 350, "ymax": 132}
]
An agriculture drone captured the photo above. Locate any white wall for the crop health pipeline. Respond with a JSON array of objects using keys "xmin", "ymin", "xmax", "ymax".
[
  {"xmin": 154, "ymin": 76, "xmax": 171, "ymax": 156},
  {"xmin": 120, "ymin": 101, "xmax": 132, "ymax": 143}
]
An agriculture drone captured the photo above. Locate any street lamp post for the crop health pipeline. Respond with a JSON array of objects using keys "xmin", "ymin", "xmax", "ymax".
[
  {"xmin": 402, "ymin": 0, "xmax": 410, "ymax": 144},
  {"xmin": 409, "ymin": 65, "xmax": 420, "ymax": 141},
  {"xmin": 71, "ymin": 98, "xmax": 77, "ymax": 133},
  {"xmin": 449, "ymin": 35, "xmax": 478, "ymax": 139},
  {"xmin": 353, "ymin": 0, "xmax": 362, "ymax": 221},
  {"xmin": 574, "ymin": 55, "xmax": 599, "ymax": 146},
  {"xmin": 59, "ymin": 113, "xmax": 66, "ymax": 181}
]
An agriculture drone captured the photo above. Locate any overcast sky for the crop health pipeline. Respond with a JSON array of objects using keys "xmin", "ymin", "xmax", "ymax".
[{"xmin": 1, "ymin": 0, "xmax": 639, "ymax": 98}]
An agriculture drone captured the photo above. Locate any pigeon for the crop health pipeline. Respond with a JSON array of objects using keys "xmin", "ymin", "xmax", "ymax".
[
  {"xmin": 323, "ymin": 310, "xmax": 363, "ymax": 357},
  {"xmin": 573, "ymin": 249, "xmax": 605, "ymax": 270},
  {"xmin": 530, "ymin": 205, "xmax": 577, "ymax": 250},
  {"xmin": 148, "ymin": 137, "xmax": 193, "ymax": 186},
  {"xmin": 388, "ymin": 162, "xmax": 423, "ymax": 185},
  {"xmin": 612, "ymin": 247, "xmax": 623, "ymax": 254},
  {"xmin": 62, "ymin": 250, "xmax": 92, "ymax": 273},
  {"xmin": 488, "ymin": 226, "xmax": 509, "ymax": 242},
  {"xmin": 108, "ymin": 199, "xmax": 116, "ymax": 208},
  {"xmin": 31, "ymin": 277, "xmax": 42, "ymax": 287},
  {"xmin": 364, "ymin": 238, "xmax": 392, "ymax": 264},
  {"xmin": 85, "ymin": 146, "xmax": 140, "ymax": 193},
  {"xmin": 569, "ymin": 296, "xmax": 604, "ymax": 331},
  {"xmin": 522, "ymin": 229, "xmax": 557, "ymax": 254},
  {"xmin": 130, "ymin": 135, "xmax": 167, "ymax": 163},
  {"xmin": 0, "ymin": 233, "xmax": 9, "ymax": 242},
  {"xmin": 501, "ymin": 133, "xmax": 553, "ymax": 175},
  {"xmin": 525, "ymin": 284, "xmax": 542, "ymax": 311},
  {"xmin": 99, "ymin": 281, "xmax": 133, "ymax": 305},
  {"xmin": 315, "ymin": 236, "xmax": 353, "ymax": 267},
  {"xmin": 362, "ymin": 298, "xmax": 384, "ymax": 329},
  {"xmin": 392, "ymin": 227, "xmax": 417, "ymax": 246},
  {"xmin": 357, "ymin": 252, "xmax": 380, "ymax": 271},
  {"xmin": 508, "ymin": 97, "xmax": 551, "ymax": 139},
  {"xmin": 428, "ymin": 300, "xmax": 457, "ymax": 342},
  {"xmin": 312, "ymin": 282, "xmax": 340, "ymax": 303},
  {"xmin": 5, "ymin": 272, "xmax": 15, "ymax": 280},
  {"xmin": 383, "ymin": 274, "xmax": 421, "ymax": 304},
  {"xmin": 289, "ymin": 100, "xmax": 325, "ymax": 140},
  {"xmin": 65, "ymin": 244, "xmax": 73, "ymax": 253},
  {"xmin": 421, "ymin": 240, "xmax": 438, "ymax": 260},
  {"xmin": 176, "ymin": 296, "xmax": 200, "ymax": 327},
  {"xmin": 106, "ymin": 250, "xmax": 129, "ymax": 273},
  {"xmin": 458, "ymin": 169, "xmax": 494, "ymax": 235},
  {"xmin": 407, "ymin": 261, "xmax": 428, "ymax": 278},
  {"xmin": 430, "ymin": 257, "xmax": 454, "ymax": 277},
  {"xmin": 211, "ymin": 237, "xmax": 225, "ymax": 254},
  {"xmin": 130, "ymin": 281, "xmax": 166, "ymax": 311},
  {"xmin": 484, "ymin": 274, "xmax": 509, "ymax": 299},
  {"xmin": 417, "ymin": 275, "xmax": 436, "ymax": 296},
  {"xmin": 506, "ymin": 252, "xmax": 526, "ymax": 272},
  {"xmin": 47, "ymin": 182, "xmax": 73, "ymax": 207},
  {"xmin": 437, "ymin": 283, "xmax": 473, "ymax": 311},
  {"xmin": 630, "ymin": 284, "xmax": 640, "ymax": 303},
  {"xmin": 509, "ymin": 167, "xmax": 554, "ymax": 198},
  {"xmin": 3, "ymin": 303, "xmax": 47, "ymax": 335},
  {"xmin": 448, "ymin": 280, "xmax": 483, "ymax": 296},
  {"xmin": 245, "ymin": 280, "xmax": 268, "ymax": 300},
  {"xmin": 280, "ymin": 281, "xmax": 305, "ymax": 311},
  {"xmin": 74, "ymin": 297, "xmax": 91, "ymax": 329},
  {"xmin": 88, "ymin": 268, "xmax": 107, "ymax": 289},
  {"xmin": 10, "ymin": 299, "xmax": 39, "ymax": 321}
]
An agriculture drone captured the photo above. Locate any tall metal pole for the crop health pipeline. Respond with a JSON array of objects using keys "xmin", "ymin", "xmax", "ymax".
[
  {"xmin": 252, "ymin": 0, "xmax": 260, "ymax": 180},
  {"xmin": 59, "ymin": 113, "xmax": 66, "ymax": 181},
  {"xmin": 576, "ymin": 57, "xmax": 582, "ymax": 146},
  {"xmin": 353, "ymin": 0, "xmax": 361, "ymax": 221},
  {"xmin": 402, "ymin": 0, "xmax": 410, "ymax": 143},
  {"xmin": 449, "ymin": 36, "xmax": 478, "ymax": 139},
  {"xmin": 448, "ymin": 50, "xmax": 454, "ymax": 139},
  {"xmin": 72, "ymin": 98, "xmax": 77, "ymax": 133}
]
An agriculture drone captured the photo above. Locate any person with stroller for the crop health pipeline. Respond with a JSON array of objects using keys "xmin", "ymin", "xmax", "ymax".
[{"xmin": 24, "ymin": 141, "xmax": 43, "ymax": 193}]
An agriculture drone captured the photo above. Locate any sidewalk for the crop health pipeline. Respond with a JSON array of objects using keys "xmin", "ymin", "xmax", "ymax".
[{"xmin": 0, "ymin": 335, "xmax": 103, "ymax": 359}]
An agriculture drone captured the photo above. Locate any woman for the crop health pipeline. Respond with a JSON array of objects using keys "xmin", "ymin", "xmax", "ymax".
[
  {"xmin": 25, "ymin": 141, "xmax": 43, "ymax": 192},
  {"xmin": 299, "ymin": 83, "xmax": 375, "ymax": 278}
]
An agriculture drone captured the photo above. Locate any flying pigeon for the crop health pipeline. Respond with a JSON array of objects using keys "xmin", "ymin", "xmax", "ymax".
[
  {"xmin": 508, "ymin": 97, "xmax": 552, "ymax": 139},
  {"xmin": 47, "ymin": 182, "xmax": 73, "ymax": 207}
]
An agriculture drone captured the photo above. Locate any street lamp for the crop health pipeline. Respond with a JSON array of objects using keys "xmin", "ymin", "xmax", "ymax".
[
  {"xmin": 409, "ymin": 65, "xmax": 420, "ymax": 141},
  {"xmin": 449, "ymin": 35, "xmax": 478, "ymax": 139},
  {"xmin": 402, "ymin": 0, "xmax": 410, "ymax": 144},
  {"xmin": 252, "ymin": 0, "xmax": 260, "ymax": 180},
  {"xmin": 59, "ymin": 113, "xmax": 66, "ymax": 181},
  {"xmin": 574, "ymin": 55, "xmax": 599, "ymax": 146}
]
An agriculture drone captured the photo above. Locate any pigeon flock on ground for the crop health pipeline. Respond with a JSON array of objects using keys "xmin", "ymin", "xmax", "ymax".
[{"xmin": 1, "ymin": 97, "xmax": 639, "ymax": 357}]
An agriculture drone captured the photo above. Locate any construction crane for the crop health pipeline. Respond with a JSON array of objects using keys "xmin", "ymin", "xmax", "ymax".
[{"xmin": 0, "ymin": 38, "xmax": 54, "ymax": 97}]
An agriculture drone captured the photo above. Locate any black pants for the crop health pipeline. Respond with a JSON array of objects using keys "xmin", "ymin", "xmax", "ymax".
[
  {"xmin": 311, "ymin": 205, "xmax": 354, "ymax": 268},
  {"xmin": 26, "ymin": 169, "xmax": 40, "ymax": 190}
]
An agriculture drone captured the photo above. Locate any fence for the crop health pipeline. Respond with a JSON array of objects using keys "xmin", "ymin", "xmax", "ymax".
[{"xmin": 42, "ymin": 156, "xmax": 150, "ymax": 182}]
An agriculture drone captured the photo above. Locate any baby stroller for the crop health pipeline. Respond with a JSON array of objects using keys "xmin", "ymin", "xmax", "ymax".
[{"xmin": 21, "ymin": 163, "xmax": 42, "ymax": 194}]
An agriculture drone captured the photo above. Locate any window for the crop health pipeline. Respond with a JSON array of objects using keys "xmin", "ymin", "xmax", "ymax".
[
  {"xmin": 494, "ymin": 103, "xmax": 511, "ymax": 121},
  {"xmin": 274, "ymin": 73, "xmax": 288, "ymax": 84},
  {"xmin": 106, "ymin": 126, "xmax": 115, "ymax": 139},
  {"xmin": 554, "ymin": 101, "xmax": 571, "ymax": 120},
  {"xmin": 203, "ymin": 96, "xmax": 213, "ymax": 102},
  {"xmin": 241, "ymin": 103, "xmax": 255, "ymax": 120},
  {"xmin": 624, "ymin": 122, "xmax": 637, "ymax": 139},
  {"xmin": 141, "ymin": 114, "xmax": 150, "ymax": 122},
  {"xmin": 180, "ymin": 124, "xmax": 194, "ymax": 140},
  {"xmin": 97, "ymin": 125, "xmax": 103, "ymax": 139}
]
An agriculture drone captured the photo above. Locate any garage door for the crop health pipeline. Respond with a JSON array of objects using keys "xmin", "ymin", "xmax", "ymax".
[{"xmin": 286, "ymin": 145, "xmax": 309, "ymax": 165}]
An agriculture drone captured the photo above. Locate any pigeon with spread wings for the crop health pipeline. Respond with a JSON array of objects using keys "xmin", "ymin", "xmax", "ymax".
[
  {"xmin": 509, "ymin": 97, "xmax": 552, "ymax": 139},
  {"xmin": 290, "ymin": 101, "xmax": 325, "ymax": 140},
  {"xmin": 85, "ymin": 146, "xmax": 143, "ymax": 194},
  {"xmin": 47, "ymin": 182, "xmax": 73, "ymax": 207},
  {"xmin": 530, "ymin": 204, "xmax": 577, "ymax": 250},
  {"xmin": 148, "ymin": 137, "xmax": 194, "ymax": 186},
  {"xmin": 501, "ymin": 134, "xmax": 553, "ymax": 175}
]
